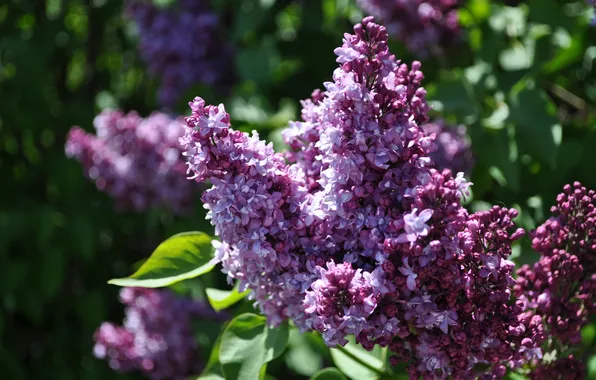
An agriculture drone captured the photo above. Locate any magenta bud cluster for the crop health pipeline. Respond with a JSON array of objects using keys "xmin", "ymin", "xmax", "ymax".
[
  {"xmin": 93, "ymin": 287, "xmax": 224, "ymax": 379},
  {"xmin": 180, "ymin": 17, "xmax": 541, "ymax": 379},
  {"xmin": 421, "ymin": 120, "xmax": 474, "ymax": 175},
  {"xmin": 515, "ymin": 182, "xmax": 595, "ymax": 379},
  {"xmin": 124, "ymin": 0, "xmax": 235, "ymax": 108},
  {"xmin": 66, "ymin": 110, "xmax": 196, "ymax": 214},
  {"xmin": 356, "ymin": 0, "xmax": 461, "ymax": 56}
]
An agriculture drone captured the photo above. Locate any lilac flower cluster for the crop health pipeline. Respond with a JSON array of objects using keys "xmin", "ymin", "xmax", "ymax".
[
  {"xmin": 356, "ymin": 0, "xmax": 461, "ymax": 56},
  {"xmin": 93, "ymin": 287, "xmax": 225, "ymax": 379},
  {"xmin": 66, "ymin": 110, "xmax": 196, "ymax": 214},
  {"xmin": 125, "ymin": 0, "xmax": 234, "ymax": 108},
  {"xmin": 182, "ymin": 17, "xmax": 538, "ymax": 378},
  {"xmin": 515, "ymin": 182, "xmax": 596, "ymax": 378},
  {"xmin": 421, "ymin": 120, "xmax": 474, "ymax": 175}
]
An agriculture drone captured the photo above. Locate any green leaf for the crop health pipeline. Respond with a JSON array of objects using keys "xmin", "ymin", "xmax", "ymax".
[
  {"xmin": 285, "ymin": 329, "xmax": 324, "ymax": 376},
  {"xmin": 588, "ymin": 354, "xmax": 596, "ymax": 378},
  {"xmin": 429, "ymin": 72, "xmax": 480, "ymax": 123},
  {"xmin": 472, "ymin": 125, "xmax": 520, "ymax": 192},
  {"xmin": 488, "ymin": 5, "xmax": 527, "ymax": 37},
  {"xmin": 330, "ymin": 337, "xmax": 385, "ymax": 380},
  {"xmin": 509, "ymin": 88, "xmax": 562, "ymax": 169},
  {"xmin": 505, "ymin": 371, "xmax": 528, "ymax": 380},
  {"xmin": 499, "ymin": 43, "xmax": 531, "ymax": 71},
  {"xmin": 197, "ymin": 334, "xmax": 225, "ymax": 380},
  {"xmin": 206, "ymin": 283, "xmax": 251, "ymax": 312},
  {"xmin": 219, "ymin": 313, "xmax": 289, "ymax": 380},
  {"xmin": 466, "ymin": 0, "xmax": 490, "ymax": 22},
  {"xmin": 235, "ymin": 38, "xmax": 279, "ymax": 85},
  {"xmin": 40, "ymin": 248, "xmax": 65, "ymax": 300},
  {"xmin": 482, "ymin": 102, "xmax": 509, "ymax": 130},
  {"xmin": 310, "ymin": 368, "xmax": 348, "ymax": 380},
  {"xmin": 108, "ymin": 232, "xmax": 215, "ymax": 288}
]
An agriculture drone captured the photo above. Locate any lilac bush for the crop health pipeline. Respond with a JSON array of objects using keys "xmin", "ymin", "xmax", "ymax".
[
  {"xmin": 356, "ymin": 0, "xmax": 461, "ymax": 56},
  {"xmin": 66, "ymin": 110, "xmax": 196, "ymax": 214},
  {"xmin": 421, "ymin": 120, "xmax": 474, "ymax": 174},
  {"xmin": 93, "ymin": 287, "xmax": 224, "ymax": 379},
  {"xmin": 180, "ymin": 17, "xmax": 541, "ymax": 378},
  {"xmin": 125, "ymin": 0, "xmax": 234, "ymax": 108}
]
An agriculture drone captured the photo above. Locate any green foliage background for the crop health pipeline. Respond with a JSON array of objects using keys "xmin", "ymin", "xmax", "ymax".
[{"xmin": 1, "ymin": 0, "xmax": 595, "ymax": 379}]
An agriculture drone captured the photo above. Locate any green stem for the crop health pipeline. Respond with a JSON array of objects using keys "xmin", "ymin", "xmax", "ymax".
[
  {"xmin": 549, "ymin": 84, "xmax": 586, "ymax": 111},
  {"xmin": 336, "ymin": 345, "xmax": 386, "ymax": 376}
]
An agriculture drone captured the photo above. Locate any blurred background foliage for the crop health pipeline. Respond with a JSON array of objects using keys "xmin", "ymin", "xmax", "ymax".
[{"xmin": 0, "ymin": 0, "xmax": 595, "ymax": 379}]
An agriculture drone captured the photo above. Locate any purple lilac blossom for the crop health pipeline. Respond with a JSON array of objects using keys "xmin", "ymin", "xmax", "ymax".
[
  {"xmin": 125, "ymin": 0, "xmax": 234, "ymax": 108},
  {"xmin": 421, "ymin": 120, "xmax": 474, "ymax": 175},
  {"xmin": 515, "ymin": 182, "xmax": 596, "ymax": 377},
  {"xmin": 356, "ymin": 0, "xmax": 461, "ymax": 57},
  {"xmin": 93, "ymin": 287, "xmax": 225, "ymax": 379},
  {"xmin": 182, "ymin": 17, "xmax": 538, "ymax": 379},
  {"xmin": 65, "ymin": 110, "xmax": 196, "ymax": 214}
]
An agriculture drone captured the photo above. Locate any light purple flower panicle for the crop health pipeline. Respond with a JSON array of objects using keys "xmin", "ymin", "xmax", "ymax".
[
  {"xmin": 181, "ymin": 17, "xmax": 538, "ymax": 379},
  {"xmin": 66, "ymin": 110, "xmax": 196, "ymax": 214}
]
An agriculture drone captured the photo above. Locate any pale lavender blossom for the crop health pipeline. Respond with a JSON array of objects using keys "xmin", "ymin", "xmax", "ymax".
[
  {"xmin": 397, "ymin": 208, "xmax": 433, "ymax": 243},
  {"xmin": 398, "ymin": 257, "xmax": 418, "ymax": 291}
]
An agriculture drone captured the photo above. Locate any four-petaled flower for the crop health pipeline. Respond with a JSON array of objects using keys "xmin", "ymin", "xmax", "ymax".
[
  {"xmin": 397, "ymin": 208, "xmax": 433, "ymax": 243},
  {"xmin": 454, "ymin": 172, "xmax": 472, "ymax": 200},
  {"xmin": 399, "ymin": 257, "xmax": 418, "ymax": 291}
]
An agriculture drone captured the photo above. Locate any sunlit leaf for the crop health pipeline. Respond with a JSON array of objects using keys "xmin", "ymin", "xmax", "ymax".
[
  {"xmin": 219, "ymin": 313, "xmax": 289, "ymax": 380},
  {"xmin": 108, "ymin": 232, "xmax": 215, "ymax": 288},
  {"xmin": 206, "ymin": 283, "xmax": 251, "ymax": 312}
]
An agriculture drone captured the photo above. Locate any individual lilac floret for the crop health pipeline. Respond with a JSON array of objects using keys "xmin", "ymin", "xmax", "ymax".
[
  {"xmin": 398, "ymin": 257, "xmax": 418, "ymax": 290},
  {"xmin": 66, "ymin": 110, "xmax": 197, "ymax": 214},
  {"xmin": 398, "ymin": 208, "xmax": 433, "ymax": 243},
  {"xmin": 356, "ymin": 0, "xmax": 461, "ymax": 56},
  {"xmin": 125, "ymin": 0, "xmax": 234, "ymax": 108},
  {"xmin": 515, "ymin": 183, "xmax": 596, "ymax": 375},
  {"xmin": 421, "ymin": 120, "xmax": 474, "ymax": 175},
  {"xmin": 93, "ymin": 288, "xmax": 224, "ymax": 379}
]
